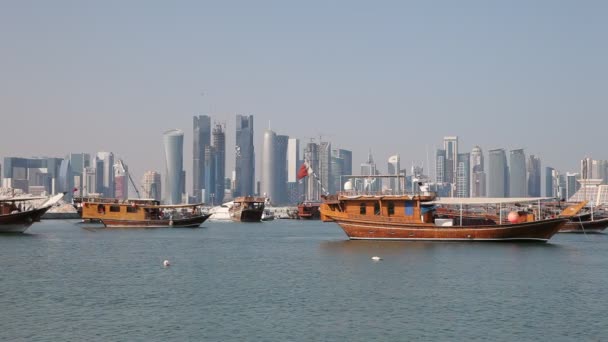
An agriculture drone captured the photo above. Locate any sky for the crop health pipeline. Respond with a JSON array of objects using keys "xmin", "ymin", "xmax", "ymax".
[{"xmin": 1, "ymin": 0, "xmax": 607, "ymax": 191}]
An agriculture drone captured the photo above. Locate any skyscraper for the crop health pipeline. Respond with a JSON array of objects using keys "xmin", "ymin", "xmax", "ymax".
[
  {"xmin": 234, "ymin": 115, "xmax": 255, "ymax": 197},
  {"xmin": 142, "ymin": 171, "xmax": 162, "ymax": 201},
  {"xmin": 470, "ymin": 146, "xmax": 486, "ymax": 197},
  {"xmin": 319, "ymin": 141, "xmax": 332, "ymax": 196},
  {"xmin": 212, "ymin": 123, "xmax": 226, "ymax": 204},
  {"xmin": 330, "ymin": 149, "xmax": 352, "ymax": 194},
  {"xmin": 545, "ymin": 167, "xmax": 555, "ymax": 197},
  {"xmin": 566, "ymin": 172, "xmax": 580, "ymax": 200},
  {"xmin": 193, "ymin": 115, "xmax": 211, "ymax": 202},
  {"xmin": 261, "ymin": 129, "xmax": 278, "ymax": 203},
  {"xmin": 114, "ymin": 160, "xmax": 128, "ymax": 200},
  {"xmin": 488, "ymin": 148, "xmax": 508, "ymax": 197},
  {"xmin": 286, "ymin": 138, "xmax": 301, "ymax": 204},
  {"xmin": 387, "ymin": 154, "xmax": 401, "ymax": 193},
  {"xmin": 456, "ymin": 153, "xmax": 470, "ymax": 198},
  {"xmin": 95, "ymin": 152, "xmax": 115, "ymax": 198},
  {"xmin": 163, "ymin": 129, "xmax": 184, "ymax": 204},
  {"xmin": 303, "ymin": 142, "xmax": 319, "ymax": 201},
  {"xmin": 360, "ymin": 150, "xmax": 379, "ymax": 192},
  {"xmin": 443, "ymin": 136, "xmax": 458, "ymax": 187},
  {"xmin": 509, "ymin": 149, "xmax": 526, "ymax": 197},
  {"xmin": 581, "ymin": 157, "xmax": 593, "ymax": 179},
  {"xmin": 435, "ymin": 149, "xmax": 446, "ymax": 184},
  {"xmin": 527, "ymin": 155, "xmax": 541, "ymax": 197},
  {"xmin": 203, "ymin": 145, "xmax": 216, "ymax": 204}
]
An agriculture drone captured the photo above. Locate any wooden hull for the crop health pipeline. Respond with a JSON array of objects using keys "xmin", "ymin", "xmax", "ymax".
[
  {"xmin": 559, "ymin": 217, "xmax": 608, "ymax": 233},
  {"xmin": 329, "ymin": 217, "xmax": 567, "ymax": 242},
  {"xmin": 0, "ymin": 207, "xmax": 51, "ymax": 233},
  {"xmin": 298, "ymin": 203, "xmax": 321, "ymax": 220},
  {"xmin": 100, "ymin": 214, "xmax": 211, "ymax": 228},
  {"xmin": 230, "ymin": 208, "xmax": 264, "ymax": 222}
]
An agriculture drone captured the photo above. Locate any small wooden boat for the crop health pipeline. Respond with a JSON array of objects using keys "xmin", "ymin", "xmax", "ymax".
[
  {"xmin": 321, "ymin": 190, "xmax": 580, "ymax": 242},
  {"xmin": 229, "ymin": 196, "xmax": 265, "ymax": 222},
  {"xmin": 0, "ymin": 194, "xmax": 64, "ymax": 233},
  {"xmin": 81, "ymin": 199, "xmax": 210, "ymax": 228},
  {"xmin": 297, "ymin": 201, "xmax": 321, "ymax": 220}
]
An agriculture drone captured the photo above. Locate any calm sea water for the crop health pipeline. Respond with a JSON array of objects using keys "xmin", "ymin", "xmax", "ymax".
[{"xmin": 1, "ymin": 219, "xmax": 607, "ymax": 341}]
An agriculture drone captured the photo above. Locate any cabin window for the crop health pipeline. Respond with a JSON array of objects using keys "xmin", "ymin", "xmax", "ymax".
[
  {"xmin": 404, "ymin": 201, "xmax": 414, "ymax": 216},
  {"xmin": 374, "ymin": 202, "xmax": 381, "ymax": 215},
  {"xmin": 126, "ymin": 206, "xmax": 139, "ymax": 213},
  {"xmin": 387, "ymin": 202, "xmax": 395, "ymax": 216},
  {"xmin": 360, "ymin": 203, "xmax": 366, "ymax": 215},
  {"xmin": 109, "ymin": 205, "xmax": 121, "ymax": 213},
  {"xmin": 97, "ymin": 204, "xmax": 105, "ymax": 214}
]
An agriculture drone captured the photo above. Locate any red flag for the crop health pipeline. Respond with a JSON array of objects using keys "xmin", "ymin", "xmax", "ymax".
[{"xmin": 297, "ymin": 163, "xmax": 309, "ymax": 180}]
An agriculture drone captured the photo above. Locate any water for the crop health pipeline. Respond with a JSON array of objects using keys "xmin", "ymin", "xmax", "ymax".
[{"xmin": 1, "ymin": 220, "xmax": 608, "ymax": 341}]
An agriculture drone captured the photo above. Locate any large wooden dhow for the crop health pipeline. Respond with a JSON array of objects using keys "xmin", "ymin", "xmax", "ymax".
[
  {"xmin": 321, "ymin": 191, "xmax": 578, "ymax": 242},
  {"xmin": 229, "ymin": 196, "xmax": 265, "ymax": 222},
  {"xmin": 81, "ymin": 199, "xmax": 210, "ymax": 228},
  {"xmin": 0, "ymin": 194, "xmax": 64, "ymax": 233}
]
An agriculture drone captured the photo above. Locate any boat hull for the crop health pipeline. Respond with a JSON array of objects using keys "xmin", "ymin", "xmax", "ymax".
[
  {"xmin": 100, "ymin": 214, "xmax": 211, "ymax": 228},
  {"xmin": 230, "ymin": 208, "xmax": 264, "ymax": 222},
  {"xmin": 330, "ymin": 217, "xmax": 567, "ymax": 242},
  {"xmin": 559, "ymin": 217, "xmax": 608, "ymax": 233},
  {"xmin": 0, "ymin": 207, "xmax": 51, "ymax": 233}
]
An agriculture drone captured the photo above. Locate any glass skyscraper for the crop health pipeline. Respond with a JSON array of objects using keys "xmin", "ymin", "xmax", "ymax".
[
  {"xmin": 193, "ymin": 115, "xmax": 211, "ymax": 202},
  {"xmin": 234, "ymin": 115, "xmax": 255, "ymax": 197},
  {"xmin": 163, "ymin": 129, "xmax": 184, "ymax": 204},
  {"xmin": 488, "ymin": 148, "xmax": 508, "ymax": 197},
  {"xmin": 509, "ymin": 149, "xmax": 526, "ymax": 197}
]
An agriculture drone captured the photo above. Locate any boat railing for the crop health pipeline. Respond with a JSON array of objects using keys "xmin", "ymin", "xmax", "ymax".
[{"xmin": 335, "ymin": 189, "xmax": 437, "ymax": 198}]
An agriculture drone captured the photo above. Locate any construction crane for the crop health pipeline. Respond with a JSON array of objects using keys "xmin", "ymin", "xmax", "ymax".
[{"xmin": 117, "ymin": 159, "xmax": 141, "ymax": 199}]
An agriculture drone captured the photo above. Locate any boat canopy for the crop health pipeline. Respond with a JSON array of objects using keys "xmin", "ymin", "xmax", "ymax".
[{"xmin": 430, "ymin": 197, "xmax": 555, "ymax": 205}]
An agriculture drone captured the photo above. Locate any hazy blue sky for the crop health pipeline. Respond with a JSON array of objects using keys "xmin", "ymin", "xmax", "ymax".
[{"xmin": 1, "ymin": 1, "xmax": 606, "ymax": 189}]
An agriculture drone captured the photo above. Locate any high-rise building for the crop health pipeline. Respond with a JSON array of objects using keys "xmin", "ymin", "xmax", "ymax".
[
  {"xmin": 203, "ymin": 145, "xmax": 216, "ymax": 204},
  {"xmin": 566, "ymin": 172, "xmax": 580, "ymax": 201},
  {"xmin": 303, "ymin": 142, "xmax": 319, "ymax": 201},
  {"xmin": 163, "ymin": 129, "xmax": 184, "ymax": 204},
  {"xmin": 435, "ymin": 149, "xmax": 446, "ymax": 184},
  {"xmin": 69, "ymin": 153, "xmax": 90, "ymax": 197},
  {"xmin": 558, "ymin": 173, "xmax": 567, "ymax": 200},
  {"xmin": 360, "ymin": 150, "xmax": 380, "ymax": 192},
  {"xmin": 338, "ymin": 149, "xmax": 352, "ymax": 177},
  {"xmin": 286, "ymin": 138, "xmax": 301, "ymax": 204},
  {"xmin": 527, "ymin": 155, "xmax": 541, "ymax": 197},
  {"xmin": 330, "ymin": 149, "xmax": 352, "ymax": 194},
  {"xmin": 581, "ymin": 157, "xmax": 593, "ymax": 179},
  {"xmin": 83, "ymin": 167, "xmax": 96, "ymax": 196},
  {"xmin": 488, "ymin": 148, "xmax": 508, "ymax": 197},
  {"xmin": 2, "ymin": 157, "xmax": 71, "ymax": 195},
  {"xmin": 456, "ymin": 153, "xmax": 470, "ymax": 198},
  {"xmin": 193, "ymin": 115, "xmax": 211, "ymax": 203},
  {"xmin": 545, "ymin": 167, "xmax": 555, "ymax": 197},
  {"xmin": 443, "ymin": 136, "xmax": 458, "ymax": 186},
  {"xmin": 318, "ymin": 141, "xmax": 332, "ymax": 196},
  {"xmin": 509, "ymin": 149, "xmax": 526, "ymax": 197},
  {"xmin": 212, "ymin": 123, "xmax": 226, "ymax": 204},
  {"xmin": 142, "ymin": 171, "xmax": 161, "ymax": 201},
  {"xmin": 470, "ymin": 146, "xmax": 485, "ymax": 197},
  {"xmin": 114, "ymin": 161, "xmax": 128, "ymax": 200},
  {"xmin": 261, "ymin": 129, "xmax": 278, "ymax": 203},
  {"xmin": 387, "ymin": 154, "xmax": 401, "ymax": 193},
  {"xmin": 95, "ymin": 152, "xmax": 115, "ymax": 198},
  {"xmin": 234, "ymin": 115, "xmax": 255, "ymax": 197}
]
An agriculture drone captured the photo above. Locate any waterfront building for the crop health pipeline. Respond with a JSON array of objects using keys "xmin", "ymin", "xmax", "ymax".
[
  {"xmin": 163, "ymin": 129, "xmax": 185, "ymax": 204},
  {"xmin": 193, "ymin": 115, "xmax": 211, "ymax": 203},
  {"xmin": 303, "ymin": 142, "xmax": 320, "ymax": 201},
  {"xmin": 69, "ymin": 153, "xmax": 90, "ymax": 196},
  {"xmin": 261, "ymin": 129, "xmax": 290, "ymax": 205},
  {"xmin": 2, "ymin": 156, "xmax": 71, "ymax": 196},
  {"xmin": 387, "ymin": 154, "xmax": 401, "ymax": 193},
  {"xmin": 83, "ymin": 167, "xmax": 97, "ymax": 196},
  {"xmin": 360, "ymin": 150, "xmax": 380, "ymax": 192},
  {"xmin": 234, "ymin": 115, "xmax": 255, "ymax": 197},
  {"xmin": 58, "ymin": 158, "xmax": 74, "ymax": 200},
  {"xmin": 114, "ymin": 161, "xmax": 128, "ymax": 200},
  {"xmin": 545, "ymin": 167, "xmax": 555, "ymax": 197},
  {"xmin": 527, "ymin": 155, "xmax": 541, "ymax": 197},
  {"xmin": 443, "ymin": 136, "xmax": 458, "ymax": 187},
  {"xmin": 212, "ymin": 123, "xmax": 226, "ymax": 204},
  {"xmin": 509, "ymin": 149, "xmax": 526, "ymax": 197},
  {"xmin": 456, "ymin": 153, "xmax": 470, "ymax": 198},
  {"xmin": 488, "ymin": 149, "xmax": 508, "ymax": 197},
  {"xmin": 338, "ymin": 149, "xmax": 352, "ymax": 177},
  {"xmin": 329, "ymin": 148, "xmax": 353, "ymax": 194},
  {"xmin": 581, "ymin": 157, "xmax": 593, "ymax": 180},
  {"xmin": 203, "ymin": 145, "xmax": 216, "ymax": 204},
  {"xmin": 569, "ymin": 178, "xmax": 608, "ymax": 205},
  {"xmin": 286, "ymin": 138, "xmax": 301, "ymax": 204},
  {"xmin": 435, "ymin": 149, "xmax": 446, "ymax": 184},
  {"xmin": 95, "ymin": 152, "xmax": 115, "ymax": 198},
  {"xmin": 142, "ymin": 171, "xmax": 161, "ymax": 201},
  {"xmin": 470, "ymin": 146, "xmax": 486, "ymax": 197},
  {"xmin": 318, "ymin": 141, "xmax": 332, "ymax": 196},
  {"xmin": 566, "ymin": 172, "xmax": 581, "ymax": 200}
]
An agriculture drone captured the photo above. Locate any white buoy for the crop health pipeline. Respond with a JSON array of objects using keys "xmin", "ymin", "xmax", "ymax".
[
  {"xmin": 371, "ymin": 256, "xmax": 382, "ymax": 261},
  {"xmin": 163, "ymin": 260, "xmax": 171, "ymax": 267}
]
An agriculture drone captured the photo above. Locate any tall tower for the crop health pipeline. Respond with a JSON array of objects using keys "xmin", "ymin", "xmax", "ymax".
[
  {"xmin": 387, "ymin": 154, "xmax": 401, "ymax": 193},
  {"xmin": 212, "ymin": 123, "xmax": 226, "ymax": 204},
  {"xmin": 286, "ymin": 138, "xmax": 301, "ymax": 204},
  {"xmin": 96, "ymin": 152, "xmax": 115, "ymax": 198},
  {"xmin": 527, "ymin": 155, "xmax": 541, "ymax": 197},
  {"xmin": 261, "ymin": 129, "xmax": 277, "ymax": 202},
  {"xmin": 470, "ymin": 146, "xmax": 486, "ymax": 197},
  {"xmin": 443, "ymin": 136, "xmax": 458, "ymax": 187},
  {"xmin": 545, "ymin": 167, "xmax": 555, "ymax": 197},
  {"xmin": 163, "ymin": 129, "xmax": 184, "ymax": 204},
  {"xmin": 193, "ymin": 115, "xmax": 211, "ymax": 202},
  {"xmin": 509, "ymin": 149, "xmax": 527, "ymax": 197},
  {"xmin": 319, "ymin": 141, "xmax": 332, "ymax": 196},
  {"xmin": 234, "ymin": 115, "xmax": 255, "ymax": 197},
  {"xmin": 488, "ymin": 148, "xmax": 508, "ymax": 198},
  {"xmin": 303, "ymin": 142, "xmax": 319, "ymax": 201},
  {"xmin": 456, "ymin": 153, "xmax": 470, "ymax": 197},
  {"xmin": 142, "ymin": 171, "xmax": 162, "ymax": 201},
  {"xmin": 435, "ymin": 149, "xmax": 446, "ymax": 184}
]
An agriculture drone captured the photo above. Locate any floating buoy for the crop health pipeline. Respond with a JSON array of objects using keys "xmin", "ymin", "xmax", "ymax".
[
  {"xmin": 371, "ymin": 256, "xmax": 382, "ymax": 261},
  {"xmin": 163, "ymin": 260, "xmax": 171, "ymax": 267}
]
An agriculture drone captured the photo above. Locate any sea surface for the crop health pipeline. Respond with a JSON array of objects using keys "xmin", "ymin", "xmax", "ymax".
[{"xmin": 1, "ymin": 219, "xmax": 608, "ymax": 341}]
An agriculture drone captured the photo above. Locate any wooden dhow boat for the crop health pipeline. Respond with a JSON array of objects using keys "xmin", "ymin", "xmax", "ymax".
[
  {"xmin": 0, "ymin": 193, "xmax": 64, "ymax": 233},
  {"xmin": 559, "ymin": 205, "xmax": 608, "ymax": 233},
  {"xmin": 81, "ymin": 199, "xmax": 210, "ymax": 228},
  {"xmin": 320, "ymin": 189, "xmax": 581, "ymax": 242},
  {"xmin": 229, "ymin": 196, "xmax": 265, "ymax": 222}
]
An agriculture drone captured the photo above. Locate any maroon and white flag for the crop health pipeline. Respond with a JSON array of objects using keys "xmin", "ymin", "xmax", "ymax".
[{"xmin": 297, "ymin": 161, "xmax": 314, "ymax": 180}]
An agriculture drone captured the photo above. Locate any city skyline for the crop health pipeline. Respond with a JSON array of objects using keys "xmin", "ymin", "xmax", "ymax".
[{"xmin": 1, "ymin": 1, "xmax": 607, "ymax": 191}]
